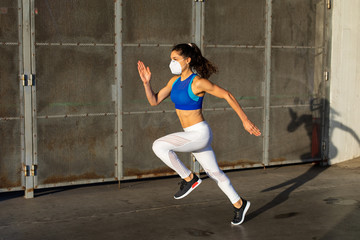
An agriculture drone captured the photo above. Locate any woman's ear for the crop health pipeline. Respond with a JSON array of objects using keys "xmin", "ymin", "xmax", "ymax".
[{"xmin": 186, "ymin": 57, "xmax": 191, "ymax": 65}]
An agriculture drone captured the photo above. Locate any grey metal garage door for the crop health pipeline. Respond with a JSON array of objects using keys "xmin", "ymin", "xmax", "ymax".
[{"xmin": 0, "ymin": 0, "xmax": 331, "ymax": 198}]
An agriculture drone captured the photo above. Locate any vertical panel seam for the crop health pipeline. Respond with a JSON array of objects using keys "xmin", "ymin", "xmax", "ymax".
[
  {"xmin": 115, "ymin": 0, "xmax": 123, "ymax": 181},
  {"xmin": 263, "ymin": 0, "xmax": 272, "ymax": 166}
]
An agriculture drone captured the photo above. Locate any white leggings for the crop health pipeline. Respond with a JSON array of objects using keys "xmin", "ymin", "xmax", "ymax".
[{"xmin": 152, "ymin": 121, "xmax": 241, "ymax": 204}]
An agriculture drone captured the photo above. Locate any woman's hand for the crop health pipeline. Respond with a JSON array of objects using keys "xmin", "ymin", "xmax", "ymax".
[
  {"xmin": 137, "ymin": 61, "xmax": 151, "ymax": 85},
  {"xmin": 243, "ymin": 119, "xmax": 261, "ymax": 136}
]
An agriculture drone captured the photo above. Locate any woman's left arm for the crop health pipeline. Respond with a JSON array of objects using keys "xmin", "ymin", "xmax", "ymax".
[{"xmin": 194, "ymin": 78, "xmax": 261, "ymax": 136}]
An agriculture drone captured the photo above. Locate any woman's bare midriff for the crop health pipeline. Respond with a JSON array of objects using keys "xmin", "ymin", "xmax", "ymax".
[{"xmin": 176, "ymin": 109, "xmax": 205, "ymax": 128}]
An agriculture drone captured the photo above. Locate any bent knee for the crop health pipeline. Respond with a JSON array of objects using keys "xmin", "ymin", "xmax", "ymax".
[
  {"xmin": 152, "ymin": 140, "xmax": 161, "ymax": 153},
  {"xmin": 152, "ymin": 139, "xmax": 170, "ymax": 155}
]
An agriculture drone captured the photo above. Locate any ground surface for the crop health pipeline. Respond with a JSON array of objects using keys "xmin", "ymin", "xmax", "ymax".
[{"xmin": 1, "ymin": 158, "xmax": 360, "ymax": 240}]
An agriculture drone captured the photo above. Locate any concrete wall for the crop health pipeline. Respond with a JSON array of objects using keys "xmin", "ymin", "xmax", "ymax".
[{"xmin": 329, "ymin": 0, "xmax": 360, "ymax": 164}]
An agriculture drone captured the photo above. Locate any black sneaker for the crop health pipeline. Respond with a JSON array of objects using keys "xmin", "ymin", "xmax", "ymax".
[
  {"xmin": 231, "ymin": 198, "xmax": 251, "ymax": 225},
  {"xmin": 174, "ymin": 174, "xmax": 202, "ymax": 199}
]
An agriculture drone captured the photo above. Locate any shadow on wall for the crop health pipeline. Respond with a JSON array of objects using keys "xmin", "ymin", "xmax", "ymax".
[
  {"xmin": 287, "ymin": 98, "xmax": 360, "ymax": 161},
  {"xmin": 327, "ymin": 106, "xmax": 360, "ymax": 160}
]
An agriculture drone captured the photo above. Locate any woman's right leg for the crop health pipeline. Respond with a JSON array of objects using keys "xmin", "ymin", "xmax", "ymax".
[
  {"xmin": 152, "ymin": 131, "xmax": 208, "ymax": 199},
  {"xmin": 152, "ymin": 129, "xmax": 212, "ymax": 179},
  {"xmin": 152, "ymin": 133, "xmax": 193, "ymax": 179},
  {"xmin": 152, "ymin": 121, "xmax": 212, "ymax": 179}
]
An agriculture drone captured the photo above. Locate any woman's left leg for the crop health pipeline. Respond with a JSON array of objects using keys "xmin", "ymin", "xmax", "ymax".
[
  {"xmin": 192, "ymin": 146, "xmax": 241, "ymax": 204},
  {"xmin": 193, "ymin": 146, "xmax": 251, "ymax": 225}
]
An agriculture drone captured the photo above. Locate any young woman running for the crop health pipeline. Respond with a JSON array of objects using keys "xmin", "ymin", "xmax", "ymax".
[{"xmin": 137, "ymin": 43, "xmax": 261, "ymax": 225}]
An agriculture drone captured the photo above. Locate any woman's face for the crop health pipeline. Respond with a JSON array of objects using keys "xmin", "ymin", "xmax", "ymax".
[
  {"xmin": 170, "ymin": 50, "xmax": 183, "ymax": 61},
  {"xmin": 170, "ymin": 50, "xmax": 191, "ymax": 70}
]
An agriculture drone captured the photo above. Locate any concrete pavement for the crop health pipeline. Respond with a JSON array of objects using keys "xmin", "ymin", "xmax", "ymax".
[{"xmin": 1, "ymin": 158, "xmax": 360, "ymax": 240}]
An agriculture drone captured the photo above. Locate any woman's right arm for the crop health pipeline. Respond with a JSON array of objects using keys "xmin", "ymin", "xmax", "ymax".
[{"xmin": 137, "ymin": 60, "xmax": 174, "ymax": 106}]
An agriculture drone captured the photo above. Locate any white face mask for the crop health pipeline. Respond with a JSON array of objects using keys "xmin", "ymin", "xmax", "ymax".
[{"xmin": 169, "ymin": 58, "xmax": 185, "ymax": 75}]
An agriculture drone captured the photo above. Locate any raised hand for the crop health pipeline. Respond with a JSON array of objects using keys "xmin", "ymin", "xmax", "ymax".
[
  {"xmin": 243, "ymin": 119, "xmax": 261, "ymax": 136},
  {"xmin": 137, "ymin": 60, "xmax": 151, "ymax": 85}
]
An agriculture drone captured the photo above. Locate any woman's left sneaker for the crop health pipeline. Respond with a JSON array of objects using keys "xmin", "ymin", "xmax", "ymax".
[{"xmin": 231, "ymin": 198, "xmax": 251, "ymax": 225}]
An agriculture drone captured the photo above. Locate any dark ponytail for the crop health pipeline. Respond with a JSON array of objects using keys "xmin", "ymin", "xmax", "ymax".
[{"xmin": 171, "ymin": 43, "xmax": 218, "ymax": 79}]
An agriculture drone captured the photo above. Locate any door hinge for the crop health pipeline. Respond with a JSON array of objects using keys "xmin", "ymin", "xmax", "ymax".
[
  {"xmin": 20, "ymin": 74, "xmax": 27, "ymax": 86},
  {"xmin": 20, "ymin": 74, "xmax": 36, "ymax": 86},
  {"xmin": 24, "ymin": 165, "xmax": 30, "ymax": 177},
  {"xmin": 28, "ymin": 74, "xmax": 35, "ymax": 86},
  {"xmin": 31, "ymin": 165, "xmax": 38, "ymax": 176},
  {"xmin": 324, "ymin": 71, "xmax": 329, "ymax": 81},
  {"xmin": 327, "ymin": 0, "xmax": 331, "ymax": 9},
  {"xmin": 322, "ymin": 141, "xmax": 327, "ymax": 152},
  {"xmin": 24, "ymin": 165, "xmax": 37, "ymax": 176}
]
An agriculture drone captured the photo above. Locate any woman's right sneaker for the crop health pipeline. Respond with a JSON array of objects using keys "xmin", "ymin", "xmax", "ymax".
[
  {"xmin": 174, "ymin": 174, "xmax": 202, "ymax": 199},
  {"xmin": 231, "ymin": 198, "xmax": 251, "ymax": 225}
]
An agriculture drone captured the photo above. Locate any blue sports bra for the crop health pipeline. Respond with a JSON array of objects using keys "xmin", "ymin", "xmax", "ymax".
[{"xmin": 170, "ymin": 73, "xmax": 204, "ymax": 110}]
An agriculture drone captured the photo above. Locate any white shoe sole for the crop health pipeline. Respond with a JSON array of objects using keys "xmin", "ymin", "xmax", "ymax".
[{"xmin": 174, "ymin": 179, "xmax": 202, "ymax": 200}]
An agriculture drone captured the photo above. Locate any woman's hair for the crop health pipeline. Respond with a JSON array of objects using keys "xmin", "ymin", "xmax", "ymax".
[{"xmin": 171, "ymin": 43, "xmax": 218, "ymax": 79}]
